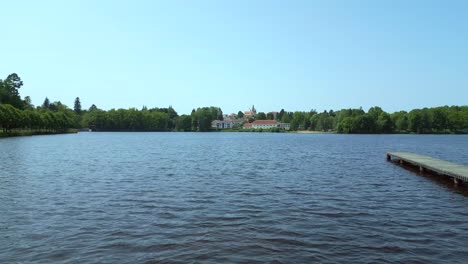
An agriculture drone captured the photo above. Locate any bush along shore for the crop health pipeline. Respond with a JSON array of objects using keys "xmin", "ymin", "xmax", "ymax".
[{"xmin": 1, "ymin": 73, "xmax": 467, "ymax": 136}]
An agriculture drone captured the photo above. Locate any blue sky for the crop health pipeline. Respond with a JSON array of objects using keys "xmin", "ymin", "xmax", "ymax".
[{"xmin": 1, "ymin": 0, "xmax": 467, "ymax": 115}]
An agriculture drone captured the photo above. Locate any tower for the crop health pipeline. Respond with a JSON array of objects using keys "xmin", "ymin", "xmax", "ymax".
[{"xmin": 251, "ymin": 105, "xmax": 257, "ymax": 116}]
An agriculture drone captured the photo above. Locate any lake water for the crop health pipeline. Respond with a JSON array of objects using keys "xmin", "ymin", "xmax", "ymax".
[{"xmin": 1, "ymin": 132, "xmax": 468, "ymax": 263}]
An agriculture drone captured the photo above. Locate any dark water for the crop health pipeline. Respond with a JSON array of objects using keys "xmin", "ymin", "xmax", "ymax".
[{"xmin": 1, "ymin": 133, "xmax": 468, "ymax": 263}]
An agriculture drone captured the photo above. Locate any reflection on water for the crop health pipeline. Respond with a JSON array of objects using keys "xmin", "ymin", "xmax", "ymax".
[
  {"xmin": 1, "ymin": 133, "xmax": 468, "ymax": 263},
  {"xmin": 389, "ymin": 160, "xmax": 468, "ymax": 197}
]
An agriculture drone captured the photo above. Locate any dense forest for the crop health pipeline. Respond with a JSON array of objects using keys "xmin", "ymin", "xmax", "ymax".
[{"xmin": 1, "ymin": 73, "xmax": 467, "ymax": 135}]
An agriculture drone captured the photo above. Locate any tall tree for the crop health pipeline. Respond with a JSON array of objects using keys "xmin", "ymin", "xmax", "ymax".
[
  {"xmin": 4, "ymin": 73, "xmax": 23, "ymax": 93},
  {"xmin": 217, "ymin": 107, "xmax": 223, "ymax": 120},
  {"xmin": 74, "ymin": 97, "xmax": 82, "ymax": 114},
  {"xmin": 278, "ymin": 109, "xmax": 285, "ymax": 121},
  {"xmin": 42, "ymin": 97, "xmax": 50, "ymax": 109},
  {"xmin": 0, "ymin": 73, "xmax": 24, "ymax": 108}
]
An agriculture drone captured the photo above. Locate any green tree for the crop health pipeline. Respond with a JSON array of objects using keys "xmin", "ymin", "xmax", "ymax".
[
  {"xmin": 281, "ymin": 113, "xmax": 291, "ymax": 123},
  {"xmin": 217, "ymin": 107, "xmax": 223, "ymax": 120},
  {"xmin": 291, "ymin": 112, "xmax": 306, "ymax": 130},
  {"xmin": 353, "ymin": 114, "xmax": 374, "ymax": 133},
  {"xmin": 89, "ymin": 104, "xmax": 98, "ymax": 111},
  {"xmin": 337, "ymin": 116, "xmax": 356, "ymax": 133},
  {"xmin": 175, "ymin": 115, "xmax": 192, "ymax": 131},
  {"xmin": 377, "ymin": 112, "xmax": 393, "ymax": 133},
  {"xmin": 278, "ymin": 109, "xmax": 285, "ymax": 121},
  {"xmin": 48, "ymin": 102, "xmax": 59, "ymax": 112},
  {"xmin": 448, "ymin": 108, "xmax": 464, "ymax": 131},
  {"xmin": 0, "ymin": 73, "xmax": 24, "ymax": 108},
  {"xmin": 367, "ymin": 106, "xmax": 383, "ymax": 120},
  {"xmin": 42, "ymin": 97, "xmax": 50, "ymax": 109},
  {"xmin": 391, "ymin": 111, "xmax": 408, "ymax": 132},
  {"xmin": 237, "ymin": 111, "xmax": 244, "ymax": 118},
  {"xmin": 266, "ymin": 112, "xmax": 274, "ymax": 120},
  {"xmin": 256, "ymin": 112, "xmax": 267, "ymax": 120},
  {"xmin": 23, "ymin": 96, "xmax": 34, "ymax": 109},
  {"xmin": 431, "ymin": 107, "xmax": 447, "ymax": 131},
  {"xmin": 408, "ymin": 109, "xmax": 423, "ymax": 133},
  {"xmin": 74, "ymin": 97, "xmax": 82, "ymax": 114},
  {"xmin": 189, "ymin": 107, "xmax": 221, "ymax": 131}
]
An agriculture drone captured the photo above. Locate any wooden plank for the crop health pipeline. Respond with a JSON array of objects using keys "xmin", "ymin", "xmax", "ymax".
[{"xmin": 387, "ymin": 152, "xmax": 468, "ymax": 182}]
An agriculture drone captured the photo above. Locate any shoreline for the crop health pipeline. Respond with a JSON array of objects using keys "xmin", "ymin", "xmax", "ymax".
[
  {"xmin": 0, "ymin": 129, "xmax": 78, "ymax": 138},
  {"xmin": 2, "ymin": 129, "xmax": 466, "ymax": 137}
]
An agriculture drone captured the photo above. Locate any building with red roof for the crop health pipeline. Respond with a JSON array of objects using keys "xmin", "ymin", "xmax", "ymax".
[{"xmin": 252, "ymin": 120, "xmax": 278, "ymax": 129}]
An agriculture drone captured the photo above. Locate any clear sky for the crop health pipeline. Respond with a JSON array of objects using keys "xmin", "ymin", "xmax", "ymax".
[{"xmin": 1, "ymin": 0, "xmax": 467, "ymax": 115}]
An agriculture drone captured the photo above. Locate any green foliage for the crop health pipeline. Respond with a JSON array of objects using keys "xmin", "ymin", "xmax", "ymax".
[
  {"xmin": 0, "ymin": 73, "xmax": 24, "ymax": 108},
  {"xmin": 175, "ymin": 115, "xmax": 192, "ymax": 131},
  {"xmin": 0, "ymin": 103, "xmax": 77, "ymax": 134},
  {"xmin": 190, "ymin": 106, "xmax": 221, "ymax": 131},
  {"xmin": 266, "ymin": 112, "xmax": 275, "ymax": 120},
  {"xmin": 256, "ymin": 112, "xmax": 267, "ymax": 120},
  {"xmin": 80, "ymin": 107, "xmax": 171, "ymax": 131},
  {"xmin": 291, "ymin": 112, "xmax": 306, "ymax": 130},
  {"xmin": 74, "ymin": 97, "xmax": 82, "ymax": 114},
  {"xmin": 89, "ymin": 104, "xmax": 98, "ymax": 111},
  {"xmin": 281, "ymin": 105, "xmax": 468, "ymax": 134},
  {"xmin": 280, "ymin": 112, "xmax": 291, "ymax": 123},
  {"xmin": 1, "ymin": 73, "xmax": 467, "ymax": 135},
  {"xmin": 23, "ymin": 96, "xmax": 33, "ymax": 109},
  {"xmin": 42, "ymin": 97, "xmax": 50, "ymax": 109},
  {"xmin": 391, "ymin": 111, "xmax": 408, "ymax": 132}
]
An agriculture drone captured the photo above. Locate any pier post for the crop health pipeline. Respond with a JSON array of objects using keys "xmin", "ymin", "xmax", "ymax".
[
  {"xmin": 454, "ymin": 178, "xmax": 461, "ymax": 186},
  {"xmin": 387, "ymin": 154, "xmax": 391, "ymax": 161},
  {"xmin": 419, "ymin": 166, "xmax": 424, "ymax": 172},
  {"xmin": 399, "ymin": 159, "xmax": 404, "ymax": 165}
]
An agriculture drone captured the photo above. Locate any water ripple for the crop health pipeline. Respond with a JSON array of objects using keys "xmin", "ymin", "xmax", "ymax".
[{"xmin": 1, "ymin": 133, "xmax": 468, "ymax": 263}]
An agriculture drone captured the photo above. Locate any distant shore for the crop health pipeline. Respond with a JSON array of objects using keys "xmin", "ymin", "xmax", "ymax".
[{"xmin": 0, "ymin": 129, "xmax": 78, "ymax": 138}]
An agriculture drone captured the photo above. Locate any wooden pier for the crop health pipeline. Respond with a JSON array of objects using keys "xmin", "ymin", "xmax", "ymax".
[{"xmin": 387, "ymin": 152, "xmax": 468, "ymax": 185}]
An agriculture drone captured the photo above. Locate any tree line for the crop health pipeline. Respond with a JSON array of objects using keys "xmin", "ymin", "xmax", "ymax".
[
  {"xmin": 1, "ymin": 73, "xmax": 467, "ymax": 134},
  {"xmin": 0, "ymin": 73, "xmax": 225, "ymax": 133},
  {"xmin": 81, "ymin": 105, "xmax": 222, "ymax": 132},
  {"xmin": 284, "ymin": 106, "xmax": 468, "ymax": 133},
  {"xmin": 0, "ymin": 74, "xmax": 77, "ymax": 134}
]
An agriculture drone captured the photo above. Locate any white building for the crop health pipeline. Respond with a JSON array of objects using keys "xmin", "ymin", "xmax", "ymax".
[
  {"xmin": 279, "ymin": 123, "xmax": 290, "ymax": 130},
  {"xmin": 251, "ymin": 120, "xmax": 279, "ymax": 129},
  {"xmin": 211, "ymin": 120, "xmax": 234, "ymax": 129}
]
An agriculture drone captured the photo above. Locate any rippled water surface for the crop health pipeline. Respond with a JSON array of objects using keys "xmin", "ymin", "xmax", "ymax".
[{"xmin": 1, "ymin": 133, "xmax": 468, "ymax": 263}]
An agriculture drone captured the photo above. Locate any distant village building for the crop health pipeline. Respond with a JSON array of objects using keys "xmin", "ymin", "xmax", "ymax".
[
  {"xmin": 243, "ymin": 120, "xmax": 290, "ymax": 130},
  {"xmin": 212, "ymin": 115, "xmax": 244, "ymax": 129},
  {"xmin": 212, "ymin": 120, "xmax": 234, "ymax": 129},
  {"xmin": 252, "ymin": 120, "xmax": 279, "ymax": 129},
  {"xmin": 279, "ymin": 123, "xmax": 290, "ymax": 130},
  {"xmin": 243, "ymin": 123, "xmax": 253, "ymax": 129},
  {"xmin": 244, "ymin": 105, "xmax": 257, "ymax": 119},
  {"xmin": 222, "ymin": 113, "xmax": 238, "ymax": 120}
]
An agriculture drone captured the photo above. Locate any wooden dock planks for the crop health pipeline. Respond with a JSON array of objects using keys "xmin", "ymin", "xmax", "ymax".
[{"xmin": 387, "ymin": 152, "xmax": 468, "ymax": 183}]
